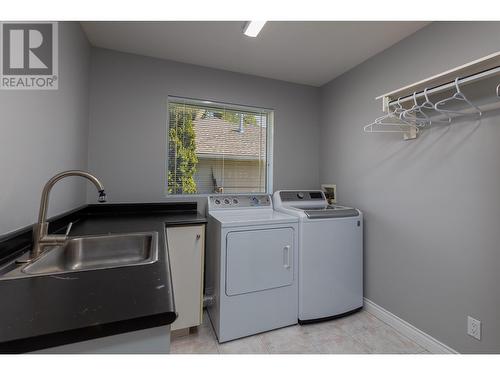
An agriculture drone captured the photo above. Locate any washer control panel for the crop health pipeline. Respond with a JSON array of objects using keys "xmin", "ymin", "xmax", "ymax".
[
  {"xmin": 279, "ymin": 190, "xmax": 325, "ymax": 202},
  {"xmin": 209, "ymin": 194, "xmax": 271, "ymax": 209}
]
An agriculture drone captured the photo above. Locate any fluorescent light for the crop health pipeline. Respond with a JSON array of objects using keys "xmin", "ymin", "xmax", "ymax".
[{"xmin": 243, "ymin": 21, "xmax": 267, "ymax": 37}]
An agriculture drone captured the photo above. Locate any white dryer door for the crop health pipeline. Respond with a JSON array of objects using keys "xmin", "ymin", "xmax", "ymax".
[{"xmin": 225, "ymin": 228, "xmax": 294, "ymax": 296}]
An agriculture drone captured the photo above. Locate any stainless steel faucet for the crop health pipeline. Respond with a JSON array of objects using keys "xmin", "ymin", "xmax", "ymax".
[{"xmin": 31, "ymin": 170, "xmax": 106, "ymax": 260}]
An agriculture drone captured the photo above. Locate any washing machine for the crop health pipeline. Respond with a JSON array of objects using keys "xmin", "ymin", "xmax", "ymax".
[
  {"xmin": 273, "ymin": 190, "xmax": 363, "ymax": 324},
  {"xmin": 205, "ymin": 194, "xmax": 299, "ymax": 343}
]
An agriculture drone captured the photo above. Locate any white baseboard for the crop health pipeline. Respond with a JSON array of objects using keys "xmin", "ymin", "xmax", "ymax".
[{"xmin": 363, "ymin": 298, "xmax": 459, "ymax": 354}]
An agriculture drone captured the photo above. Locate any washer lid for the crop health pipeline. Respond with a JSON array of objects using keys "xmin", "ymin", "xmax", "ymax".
[{"xmin": 209, "ymin": 209, "xmax": 298, "ymax": 227}]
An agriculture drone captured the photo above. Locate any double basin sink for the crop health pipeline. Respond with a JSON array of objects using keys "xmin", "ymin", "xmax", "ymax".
[{"xmin": 0, "ymin": 232, "xmax": 158, "ymax": 279}]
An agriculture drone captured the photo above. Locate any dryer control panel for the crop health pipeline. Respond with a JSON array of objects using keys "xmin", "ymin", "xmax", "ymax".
[{"xmin": 208, "ymin": 194, "xmax": 272, "ymax": 210}]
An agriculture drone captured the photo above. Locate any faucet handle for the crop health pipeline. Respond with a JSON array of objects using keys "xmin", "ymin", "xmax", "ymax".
[{"xmin": 65, "ymin": 222, "xmax": 73, "ymax": 237}]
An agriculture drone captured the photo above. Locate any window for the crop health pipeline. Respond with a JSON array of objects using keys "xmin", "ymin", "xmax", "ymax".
[{"xmin": 167, "ymin": 97, "xmax": 273, "ymax": 195}]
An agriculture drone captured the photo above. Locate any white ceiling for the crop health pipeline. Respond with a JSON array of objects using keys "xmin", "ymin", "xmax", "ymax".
[{"xmin": 81, "ymin": 21, "xmax": 430, "ymax": 87}]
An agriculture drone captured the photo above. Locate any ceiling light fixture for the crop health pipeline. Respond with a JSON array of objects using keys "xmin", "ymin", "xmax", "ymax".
[{"xmin": 242, "ymin": 21, "xmax": 267, "ymax": 37}]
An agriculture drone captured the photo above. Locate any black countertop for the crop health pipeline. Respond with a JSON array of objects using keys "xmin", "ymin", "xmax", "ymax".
[{"xmin": 0, "ymin": 202, "xmax": 206, "ymax": 353}]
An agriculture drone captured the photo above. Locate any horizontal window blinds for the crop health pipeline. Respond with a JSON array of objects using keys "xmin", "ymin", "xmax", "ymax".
[{"xmin": 167, "ymin": 98, "xmax": 271, "ymax": 195}]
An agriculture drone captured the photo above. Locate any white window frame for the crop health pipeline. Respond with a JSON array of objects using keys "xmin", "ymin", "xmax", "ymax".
[{"xmin": 165, "ymin": 96, "xmax": 274, "ymax": 196}]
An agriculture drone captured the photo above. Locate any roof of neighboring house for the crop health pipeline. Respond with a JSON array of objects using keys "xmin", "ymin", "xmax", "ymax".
[{"xmin": 193, "ymin": 118, "xmax": 267, "ymax": 160}]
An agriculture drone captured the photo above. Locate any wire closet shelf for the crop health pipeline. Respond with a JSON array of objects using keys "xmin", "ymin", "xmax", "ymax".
[{"xmin": 364, "ymin": 51, "xmax": 500, "ymax": 140}]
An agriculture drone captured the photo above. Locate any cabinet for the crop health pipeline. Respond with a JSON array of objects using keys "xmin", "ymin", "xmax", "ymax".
[{"xmin": 166, "ymin": 224, "xmax": 205, "ymax": 331}]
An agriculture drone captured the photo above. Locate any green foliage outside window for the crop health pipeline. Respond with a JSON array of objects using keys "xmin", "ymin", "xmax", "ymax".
[{"xmin": 168, "ymin": 105, "xmax": 198, "ymax": 194}]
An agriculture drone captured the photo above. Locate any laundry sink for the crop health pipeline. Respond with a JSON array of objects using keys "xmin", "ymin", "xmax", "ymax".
[{"xmin": 22, "ymin": 232, "xmax": 158, "ymax": 276}]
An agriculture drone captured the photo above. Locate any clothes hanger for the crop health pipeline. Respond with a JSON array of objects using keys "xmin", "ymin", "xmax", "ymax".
[
  {"xmin": 376, "ymin": 97, "xmax": 409, "ymax": 124},
  {"xmin": 363, "ymin": 97, "xmax": 419, "ymax": 134},
  {"xmin": 363, "ymin": 120, "xmax": 419, "ymax": 134},
  {"xmin": 419, "ymin": 87, "xmax": 452, "ymax": 124},
  {"xmin": 434, "ymin": 77, "xmax": 482, "ymax": 117},
  {"xmin": 401, "ymin": 92, "xmax": 431, "ymax": 127},
  {"xmin": 391, "ymin": 96, "xmax": 406, "ymax": 118}
]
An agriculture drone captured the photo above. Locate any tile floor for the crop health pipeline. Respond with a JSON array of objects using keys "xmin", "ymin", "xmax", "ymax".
[{"xmin": 170, "ymin": 310, "xmax": 429, "ymax": 354}]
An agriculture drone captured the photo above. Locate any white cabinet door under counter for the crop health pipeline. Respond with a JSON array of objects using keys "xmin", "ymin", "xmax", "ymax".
[{"xmin": 166, "ymin": 224, "xmax": 205, "ymax": 332}]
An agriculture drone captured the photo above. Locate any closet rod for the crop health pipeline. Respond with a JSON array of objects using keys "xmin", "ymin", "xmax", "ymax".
[{"xmin": 387, "ymin": 65, "xmax": 500, "ymax": 108}]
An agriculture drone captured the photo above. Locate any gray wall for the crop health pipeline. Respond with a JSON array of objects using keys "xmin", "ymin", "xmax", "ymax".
[
  {"xmin": 87, "ymin": 48, "xmax": 320, "ymax": 210},
  {"xmin": 320, "ymin": 21, "xmax": 500, "ymax": 353},
  {"xmin": 0, "ymin": 22, "xmax": 91, "ymax": 235}
]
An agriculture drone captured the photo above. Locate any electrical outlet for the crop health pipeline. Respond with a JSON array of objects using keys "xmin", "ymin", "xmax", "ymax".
[{"xmin": 467, "ymin": 316, "xmax": 481, "ymax": 340}]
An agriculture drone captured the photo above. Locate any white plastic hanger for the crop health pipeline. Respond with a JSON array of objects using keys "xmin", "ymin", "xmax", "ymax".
[
  {"xmin": 363, "ymin": 97, "xmax": 419, "ymax": 135},
  {"xmin": 434, "ymin": 77, "xmax": 482, "ymax": 117},
  {"xmin": 419, "ymin": 87, "xmax": 452, "ymax": 124},
  {"xmin": 391, "ymin": 96, "xmax": 406, "ymax": 118},
  {"xmin": 401, "ymin": 92, "xmax": 431, "ymax": 127}
]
